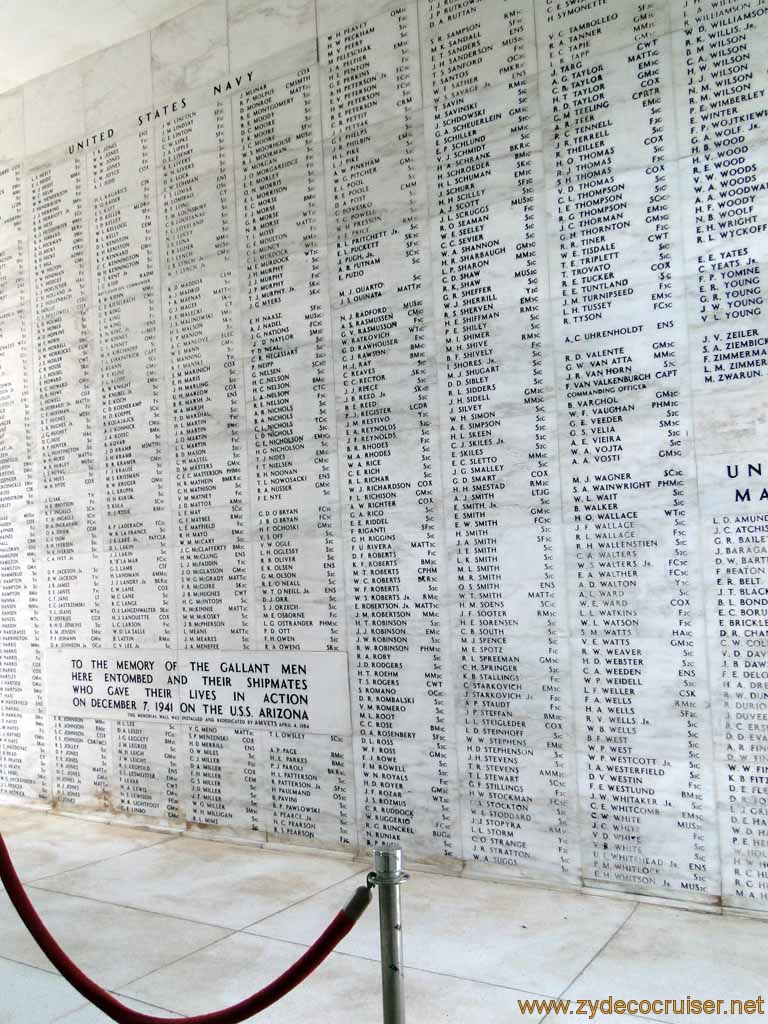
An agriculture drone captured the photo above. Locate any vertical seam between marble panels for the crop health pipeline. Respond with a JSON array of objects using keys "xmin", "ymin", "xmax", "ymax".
[
  {"xmin": 412, "ymin": 0, "xmax": 467, "ymax": 863},
  {"xmin": 87, "ymin": 59, "xmax": 112, "ymax": 790},
  {"xmin": 553, "ymin": 902, "xmax": 638, "ymax": 1000},
  {"xmin": 19, "ymin": 80, "xmax": 51, "ymax": 806},
  {"xmin": 529, "ymin": 0, "xmax": 585, "ymax": 888},
  {"xmin": 665, "ymin": 0, "xmax": 724, "ymax": 908},
  {"xmin": 222, "ymin": 0, "xmax": 262, "ymax": 660},
  {"xmin": 224, "ymin": 0, "xmax": 232, "ymax": 73},
  {"xmin": 148, "ymin": 27, "xmax": 185, "ymax": 689},
  {"xmin": 80, "ymin": 66, "xmax": 113, "ymax": 809},
  {"xmin": 306, "ymin": 20, "xmax": 360, "ymax": 843},
  {"xmin": 25, "ymin": 118, "xmax": 56, "ymax": 808},
  {"xmin": 313, "ymin": 0, "xmax": 366, "ymax": 858},
  {"xmin": 148, "ymin": 38, "xmax": 187, "ymax": 832},
  {"xmin": 140, "ymin": 21, "xmax": 179, "ymax": 668}
]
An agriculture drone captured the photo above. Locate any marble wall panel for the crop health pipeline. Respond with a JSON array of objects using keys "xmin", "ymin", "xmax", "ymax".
[{"xmin": 0, "ymin": 0, "xmax": 764, "ymax": 912}]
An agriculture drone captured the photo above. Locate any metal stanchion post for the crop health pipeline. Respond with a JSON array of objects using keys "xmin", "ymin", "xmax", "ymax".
[{"xmin": 372, "ymin": 846, "xmax": 407, "ymax": 1024}]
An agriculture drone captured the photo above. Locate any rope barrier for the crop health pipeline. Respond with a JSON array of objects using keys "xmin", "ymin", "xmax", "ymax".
[{"xmin": 0, "ymin": 833, "xmax": 372, "ymax": 1023}]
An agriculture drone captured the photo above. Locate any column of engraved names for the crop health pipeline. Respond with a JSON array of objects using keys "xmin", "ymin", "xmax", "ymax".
[
  {"xmin": 112, "ymin": 716, "xmax": 179, "ymax": 820},
  {"xmin": 156, "ymin": 94, "xmax": 252, "ymax": 831},
  {"xmin": 88, "ymin": 127, "xmax": 179, "ymax": 822},
  {"xmin": 89, "ymin": 134, "xmax": 172, "ymax": 649},
  {"xmin": 323, "ymin": 4, "xmax": 459, "ymax": 857},
  {"xmin": 679, "ymin": 0, "xmax": 768, "ymax": 910},
  {"xmin": 541, "ymin": 0, "xmax": 716, "ymax": 896},
  {"xmin": 0, "ymin": 161, "xmax": 46, "ymax": 801},
  {"xmin": 29, "ymin": 148, "xmax": 109, "ymax": 809},
  {"xmin": 158, "ymin": 98, "xmax": 250, "ymax": 651},
  {"xmin": 157, "ymin": 94, "xmax": 251, "ymax": 827},
  {"xmin": 233, "ymin": 58, "xmax": 352, "ymax": 847},
  {"xmin": 680, "ymin": 0, "xmax": 768, "ymax": 387},
  {"xmin": 423, "ymin": 0, "xmax": 572, "ymax": 876},
  {"xmin": 235, "ymin": 66, "xmax": 343, "ymax": 652}
]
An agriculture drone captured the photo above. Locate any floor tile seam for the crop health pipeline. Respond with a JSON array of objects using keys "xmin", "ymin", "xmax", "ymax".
[
  {"xmin": 554, "ymin": 902, "xmax": 639, "ymax": 1000},
  {"xmin": 25, "ymin": 881, "xmax": 240, "ymax": 932},
  {"xmin": 234, "ymin": 867, "xmax": 368, "ymax": 932},
  {"xmin": 44, "ymin": 925, "xmax": 585, "ymax": 1013},
  {"xmin": 52, "ymin": 988, "xmax": 182, "ymax": 1021},
  {"xmin": 0, "ymin": 949, "xmax": 59, "ymax": 978},
  {"xmin": 335, "ymin": 949, "xmax": 567, "ymax": 997},
  {"xmin": 23, "ymin": 834, "xmax": 178, "ymax": 884},
  {"xmin": 0, "ymin": 937, "xmax": 229, "ymax": 999},
  {"xmin": 28, "ymin": 864, "xmax": 367, "ymax": 931},
  {"xmin": 114, "ymin": 930, "xmax": 241, "ymax": 1001},
  {"xmin": 241, "ymin": 929, "xmax": 566, "ymax": 997}
]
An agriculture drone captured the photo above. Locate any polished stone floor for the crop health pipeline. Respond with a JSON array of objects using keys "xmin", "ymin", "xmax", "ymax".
[{"xmin": 0, "ymin": 806, "xmax": 765, "ymax": 1023}]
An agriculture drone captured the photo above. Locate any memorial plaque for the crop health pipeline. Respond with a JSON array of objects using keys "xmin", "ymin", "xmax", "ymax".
[{"xmin": 46, "ymin": 647, "xmax": 352, "ymax": 844}]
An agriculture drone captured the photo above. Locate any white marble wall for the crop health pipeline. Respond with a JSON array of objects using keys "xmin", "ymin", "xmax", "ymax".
[{"xmin": 0, "ymin": 0, "xmax": 767, "ymax": 912}]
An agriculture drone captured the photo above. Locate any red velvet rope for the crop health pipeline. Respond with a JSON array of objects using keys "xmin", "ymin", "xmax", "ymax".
[{"xmin": 0, "ymin": 833, "xmax": 370, "ymax": 1023}]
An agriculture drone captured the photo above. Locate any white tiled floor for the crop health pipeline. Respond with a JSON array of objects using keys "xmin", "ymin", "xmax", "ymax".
[{"xmin": 0, "ymin": 806, "xmax": 765, "ymax": 1024}]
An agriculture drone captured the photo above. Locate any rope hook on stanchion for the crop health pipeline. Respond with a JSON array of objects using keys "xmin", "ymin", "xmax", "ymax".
[
  {"xmin": 369, "ymin": 846, "xmax": 408, "ymax": 1024},
  {"xmin": 0, "ymin": 832, "xmax": 372, "ymax": 1023}
]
